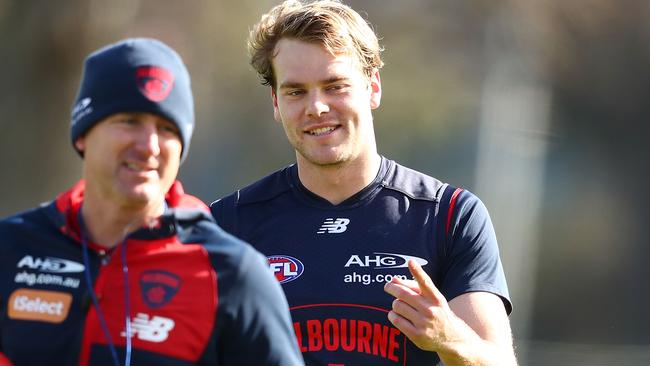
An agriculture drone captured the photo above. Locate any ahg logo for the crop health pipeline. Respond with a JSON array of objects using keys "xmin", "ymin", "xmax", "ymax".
[
  {"xmin": 344, "ymin": 252, "xmax": 428, "ymax": 269},
  {"xmin": 17, "ymin": 255, "xmax": 85, "ymax": 273},
  {"xmin": 317, "ymin": 218, "xmax": 350, "ymax": 234}
]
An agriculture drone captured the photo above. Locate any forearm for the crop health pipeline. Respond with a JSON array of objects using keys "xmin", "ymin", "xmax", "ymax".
[
  {"xmin": 436, "ymin": 315, "xmax": 517, "ymax": 366},
  {"xmin": 384, "ymin": 264, "xmax": 516, "ymax": 366},
  {"xmin": 438, "ymin": 341, "xmax": 516, "ymax": 366}
]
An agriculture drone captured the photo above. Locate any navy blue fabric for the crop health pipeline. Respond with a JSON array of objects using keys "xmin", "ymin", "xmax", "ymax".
[
  {"xmin": 211, "ymin": 156, "xmax": 511, "ymax": 366},
  {"xmin": 70, "ymin": 38, "xmax": 194, "ymax": 161},
  {"xmin": 0, "ymin": 188, "xmax": 303, "ymax": 366}
]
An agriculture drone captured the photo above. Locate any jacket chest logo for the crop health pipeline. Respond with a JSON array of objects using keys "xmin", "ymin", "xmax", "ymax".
[
  {"xmin": 8, "ymin": 289, "xmax": 72, "ymax": 323},
  {"xmin": 140, "ymin": 270, "xmax": 182, "ymax": 308},
  {"xmin": 317, "ymin": 218, "xmax": 350, "ymax": 234},
  {"xmin": 121, "ymin": 313, "xmax": 175, "ymax": 342}
]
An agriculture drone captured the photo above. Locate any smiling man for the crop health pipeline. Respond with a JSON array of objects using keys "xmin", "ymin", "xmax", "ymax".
[
  {"xmin": 210, "ymin": 1, "xmax": 516, "ymax": 365},
  {"xmin": 0, "ymin": 38, "xmax": 303, "ymax": 366}
]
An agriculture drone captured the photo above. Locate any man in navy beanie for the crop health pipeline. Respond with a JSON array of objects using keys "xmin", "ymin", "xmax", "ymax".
[{"xmin": 0, "ymin": 38, "xmax": 304, "ymax": 366}]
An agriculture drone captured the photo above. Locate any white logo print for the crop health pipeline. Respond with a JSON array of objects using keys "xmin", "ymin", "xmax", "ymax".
[
  {"xmin": 121, "ymin": 313, "xmax": 175, "ymax": 342},
  {"xmin": 17, "ymin": 255, "xmax": 85, "ymax": 273},
  {"xmin": 344, "ymin": 252, "xmax": 429, "ymax": 269},
  {"xmin": 71, "ymin": 97, "xmax": 93, "ymax": 124},
  {"xmin": 317, "ymin": 218, "xmax": 350, "ymax": 234}
]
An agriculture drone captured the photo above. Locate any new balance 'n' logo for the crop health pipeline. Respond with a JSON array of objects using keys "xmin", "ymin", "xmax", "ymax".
[
  {"xmin": 121, "ymin": 313, "xmax": 175, "ymax": 342},
  {"xmin": 317, "ymin": 218, "xmax": 350, "ymax": 234}
]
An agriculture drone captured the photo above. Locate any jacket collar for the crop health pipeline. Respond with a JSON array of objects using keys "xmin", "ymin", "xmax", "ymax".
[{"xmin": 54, "ymin": 179, "xmax": 208, "ymax": 248}]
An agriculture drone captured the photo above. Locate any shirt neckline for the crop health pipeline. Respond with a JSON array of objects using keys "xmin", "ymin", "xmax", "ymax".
[{"xmin": 286, "ymin": 156, "xmax": 393, "ymax": 210}]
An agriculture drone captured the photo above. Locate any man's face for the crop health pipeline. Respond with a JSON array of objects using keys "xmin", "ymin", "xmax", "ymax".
[
  {"xmin": 75, "ymin": 112, "xmax": 182, "ymax": 208},
  {"xmin": 271, "ymin": 38, "xmax": 381, "ymax": 168}
]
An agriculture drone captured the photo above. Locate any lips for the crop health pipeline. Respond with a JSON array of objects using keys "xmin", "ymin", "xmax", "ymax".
[
  {"xmin": 122, "ymin": 161, "xmax": 160, "ymax": 180},
  {"xmin": 125, "ymin": 162, "xmax": 157, "ymax": 172},
  {"xmin": 310, "ymin": 126, "xmax": 335, "ymax": 135},
  {"xmin": 305, "ymin": 124, "xmax": 339, "ymax": 136}
]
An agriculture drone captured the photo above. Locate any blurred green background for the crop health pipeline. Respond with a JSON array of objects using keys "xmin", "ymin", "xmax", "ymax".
[{"xmin": 1, "ymin": 1, "xmax": 648, "ymax": 364}]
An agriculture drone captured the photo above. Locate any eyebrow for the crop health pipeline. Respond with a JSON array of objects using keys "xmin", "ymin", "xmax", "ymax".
[
  {"xmin": 115, "ymin": 112, "xmax": 145, "ymax": 119},
  {"xmin": 278, "ymin": 77, "xmax": 350, "ymax": 90}
]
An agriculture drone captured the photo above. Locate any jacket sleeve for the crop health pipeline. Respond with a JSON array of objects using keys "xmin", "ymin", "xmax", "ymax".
[{"xmin": 216, "ymin": 245, "xmax": 304, "ymax": 366}]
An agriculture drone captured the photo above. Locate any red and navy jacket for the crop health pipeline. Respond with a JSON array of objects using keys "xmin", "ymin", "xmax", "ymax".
[
  {"xmin": 0, "ymin": 180, "xmax": 304, "ymax": 366},
  {"xmin": 211, "ymin": 157, "xmax": 512, "ymax": 366}
]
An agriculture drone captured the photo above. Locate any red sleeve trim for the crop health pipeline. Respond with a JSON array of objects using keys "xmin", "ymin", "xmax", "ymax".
[{"xmin": 445, "ymin": 188, "xmax": 464, "ymax": 238}]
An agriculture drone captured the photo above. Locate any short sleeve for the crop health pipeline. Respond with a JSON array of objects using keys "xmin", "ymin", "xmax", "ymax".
[{"xmin": 439, "ymin": 191, "xmax": 512, "ymax": 314}]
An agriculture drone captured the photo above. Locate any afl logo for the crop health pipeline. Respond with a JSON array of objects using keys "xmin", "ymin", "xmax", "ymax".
[
  {"xmin": 136, "ymin": 66, "xmax": 175, "ymax": 102},
  {"xmin": 268, "ymin": 255, "xmax": 304, "ymax": 284}
]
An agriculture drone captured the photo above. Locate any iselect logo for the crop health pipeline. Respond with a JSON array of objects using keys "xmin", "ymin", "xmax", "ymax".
[
  {"xmin": 8, "ymin": 289, "xmax": 72, "ymax": 323},
  {"xmin": 17, "ymin": 255, "xmax": 85, "ymax": 273}
]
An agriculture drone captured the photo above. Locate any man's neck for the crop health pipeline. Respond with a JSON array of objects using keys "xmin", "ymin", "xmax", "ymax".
[
  {"xmin": 297, "ymin": 153, "xmax": 382, "ymax": 205},
  {"xmin": 81, "ymin": 191, "xmax": 165, "ymax": 249}
]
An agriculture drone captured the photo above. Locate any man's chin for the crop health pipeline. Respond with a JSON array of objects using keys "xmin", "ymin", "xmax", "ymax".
[
  {"xmin": 119, "ymin": 185, "xmax": 164, "ymax": 206},
  {"xmin": 299, "ymin": 149, "xmax": 349, "ymax": 166},
  {"xmin": 309, "ymin": 155, "xmax": 351, "ymax": 168}
]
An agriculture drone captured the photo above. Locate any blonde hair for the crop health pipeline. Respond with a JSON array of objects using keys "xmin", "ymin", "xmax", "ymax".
[{"xmin": 248, "ymin": 0, "xmax": 384, "ymax": 88}]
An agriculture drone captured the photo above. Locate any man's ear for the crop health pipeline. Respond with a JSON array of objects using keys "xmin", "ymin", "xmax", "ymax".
[
  {"xmin": 369, "ymin": 69, "xmax": 382, "ymax": 110},
  {"xmin": 272, "ymin": 88, "xmax": 282, "ymax": 123},
  {"xmin": 74, "ymin": 136, "xmax": 86, "ymax": 153}
]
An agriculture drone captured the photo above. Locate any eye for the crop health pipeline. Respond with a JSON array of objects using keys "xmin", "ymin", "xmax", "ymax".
[
  {"xmin": 326, "ymin": 84, "xmax": 349, "ymax": 92},
  {"xmin": 285, "ymin": 89, "xmax": 305, "ymax": 97},
  {"xmin": 159, "ymin": 122, "xmax": 180, "ymax": 136}
]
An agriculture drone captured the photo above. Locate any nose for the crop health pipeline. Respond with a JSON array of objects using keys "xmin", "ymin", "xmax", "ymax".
[
  {"xmin": 305, "ymin": 91, "xmax": 329, "ymax": 118},
  {"xmin": 135, "ymin": 122, "xmax": 161, "ymax": 157}
]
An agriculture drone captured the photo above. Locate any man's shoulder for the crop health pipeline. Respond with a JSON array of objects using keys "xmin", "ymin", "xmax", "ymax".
[
  {"xmin": 211, "ymin": 165, "xmax": 294, "ymax": 209},
  {"xmin": 176, "ymin": 209, "xmax": 253, "ymax": 254},
  {"xmin": 0, "ymin": 202, "xmax": 57, "ymax": 234},
  {"xmin": 383, "ymin": 159, "xmax": 446, "ymax": 202},
  {"xmin": 200, "ymin": 224, "xmax": 250, "ymax": 258},
  {"xmin": 0, "ymin": 203, "xmax": 61, "ymax": 257},
  {"xmin": 194, "ymin": 217, "xmax": 269, "ymax": 277}
]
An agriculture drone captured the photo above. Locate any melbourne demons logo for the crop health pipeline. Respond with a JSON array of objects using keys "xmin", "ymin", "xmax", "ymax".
[
  {"xmin": 268, "ymin": 255, "xmax": 304, "ymax": 284},
  {"xmin": 136, "ymin": 66, "xmax": 174, "ymax": 102},
  {"xmin": 140, "ymin": 270, "xmax": 182, "ymax": 308}
]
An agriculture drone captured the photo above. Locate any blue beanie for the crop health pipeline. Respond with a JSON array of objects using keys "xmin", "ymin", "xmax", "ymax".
[{"xmin": 70, "ymin": 38, "xmax": 194, "ymax": 161}]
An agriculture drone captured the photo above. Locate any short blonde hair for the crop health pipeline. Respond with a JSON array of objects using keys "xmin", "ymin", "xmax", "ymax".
[{"xmin": 248, "ymin": 0, "xmax": 384, "ymax": 88}]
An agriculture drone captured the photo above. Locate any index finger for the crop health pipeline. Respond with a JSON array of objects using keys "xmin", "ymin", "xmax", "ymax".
[{"xmin": 408, "ymin": 259, "xmax": 445, "ymax": 304}]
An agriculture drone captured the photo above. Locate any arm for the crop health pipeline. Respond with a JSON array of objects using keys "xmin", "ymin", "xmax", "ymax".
[
  {"xmin": 384, "ymin": 260, "xmax": 516, "ymax": 365},
  {"xmin": 219, "ymin": 247, "xmax": 305, "ymax": 366}
]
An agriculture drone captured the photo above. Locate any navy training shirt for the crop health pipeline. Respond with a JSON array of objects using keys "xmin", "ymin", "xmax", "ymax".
[{"xmin": 211, "ymin": 157, "xmax": 512, "ymax": 366}]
